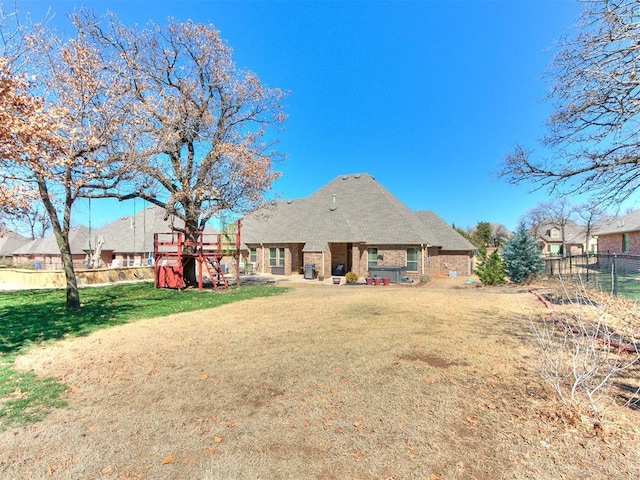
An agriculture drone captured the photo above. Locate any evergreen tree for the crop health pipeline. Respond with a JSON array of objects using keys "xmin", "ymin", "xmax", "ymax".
[
  {"xmin": 474, "ymin": 246, "xmax": 506, "ymax": 285},
  {"xmin": 473, "ymin": 221, "xmax": 492, "ymax": 247},
  {"xmin": 502, "ymin": 222, "xmax": 545, "ymax": 284}
]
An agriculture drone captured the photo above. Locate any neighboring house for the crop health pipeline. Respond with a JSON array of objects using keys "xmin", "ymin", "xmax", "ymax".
[
  {"xmin": 88, "ymin": 205, "xmax": 180, "ymax": 268},
  {"xmin": 0, "ymin": 229, "xmax": 30, "ymax": 263},
  {"xmin": 4, "ymin": 205, "xmax": 222, "ymax": 271},
  {"xmin": 240, "ymin": 173, "xmax": 476, "ymax": 281},
  {"xmin": 595, "ymin": 209, "xmax": 640, "ymax": 255},
  {"xmin": 531, "ymin": 219, "xmax": 593, "ymax": 256},
  {"xmin": 12, "ymin": 225, "xmax": 90, "ymax": 269}
]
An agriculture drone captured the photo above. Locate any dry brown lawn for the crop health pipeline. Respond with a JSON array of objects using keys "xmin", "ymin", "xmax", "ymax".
[{"xmin": 2, "ymin": 278, "xmax": 639, "ymax": 479}]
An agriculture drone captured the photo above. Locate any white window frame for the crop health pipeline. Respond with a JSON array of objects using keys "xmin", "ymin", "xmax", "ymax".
[{"xmin": 269, "ymin": 247, "xmax": 285, "ymax": 267}]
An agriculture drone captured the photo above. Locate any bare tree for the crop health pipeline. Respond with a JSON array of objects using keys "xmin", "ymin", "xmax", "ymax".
[
  {"xmin": 546, "ymin": 198, "xmax": 577, "ymax": 257},
  {"xmin": 575, "ymin": 202, "xmax": 604, "ymax": 256},
  {"xmin": 520, "ymin": 204, "xmax": 549, "ymax": 239},
  {"xmin": 490, "ymin": 222, "xmax": 511, "ymax": 247},
  {"xmin": 2, "ymin": 200, "xmax": 51, "ymax": 239},
  {"xmin": 501, "ymin": 0, "xmax": 640, "ymax": 206},
  {"xmin": 73, "ymin": 12, "xmax": 287, "ymax": 286},
  {"xmin": 521, "ymin": 199, "xmax": 577, "ymax": 256}
]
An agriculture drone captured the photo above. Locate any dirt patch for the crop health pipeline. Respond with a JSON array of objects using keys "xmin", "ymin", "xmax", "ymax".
[
  {"xmin": 398, "ymin": 351, "xmax": 468, "ymax": 369},
  {"xmin": 2, "ymin": 278, "xmax": 639, "ymax": 479}
]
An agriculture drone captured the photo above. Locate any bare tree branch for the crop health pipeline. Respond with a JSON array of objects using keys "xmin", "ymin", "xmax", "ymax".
[{"xmin": 500, "ymin": 0, "xmax": 640, "ymax": 205}]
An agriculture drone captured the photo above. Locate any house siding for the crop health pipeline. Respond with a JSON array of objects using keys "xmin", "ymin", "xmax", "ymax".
[{"xmin": 598, "ymin": 232, "xmax": 640, "ymax": 255}]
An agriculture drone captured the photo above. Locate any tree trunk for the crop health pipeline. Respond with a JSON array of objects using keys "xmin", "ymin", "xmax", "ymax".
[
  {"xmin": 60, "ymin": 239, "xmax": 81, "ymax": 310},
  {"xmin": 36, "ymin": 173, "xmax": 81, "ymax": 311},
  {"xmin": 183, "ymin": 256, "xmax": 198, "ymax": 288},
  {"xmin": 182, "ymin": 227, "xmax": 200, "ymax": 288}
]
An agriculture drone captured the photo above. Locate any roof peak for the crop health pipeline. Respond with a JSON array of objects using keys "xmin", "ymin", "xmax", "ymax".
[{"xmin": 333, "ymin": 173, "xmax": 374, "ymax": 181}]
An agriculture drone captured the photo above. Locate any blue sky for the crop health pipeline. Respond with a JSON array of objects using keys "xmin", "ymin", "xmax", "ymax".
[{"xmin": 20, "ymin": 0, "xmax": 587, "ymax": 231}]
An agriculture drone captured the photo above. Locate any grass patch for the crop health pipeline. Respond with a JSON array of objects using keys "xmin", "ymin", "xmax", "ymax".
[
  {"xmin": 0, "ymin": 283, "xmax": 287, "ymax": 429},
  {"xmin": 559, "ymin": 272, "xmax": 640, "ymax": 301}
]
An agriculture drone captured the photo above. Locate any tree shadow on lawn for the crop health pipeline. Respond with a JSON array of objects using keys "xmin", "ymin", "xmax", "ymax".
[{"xmin": 0, "ymin": 288, "xmax": 136, "ymax": 355}]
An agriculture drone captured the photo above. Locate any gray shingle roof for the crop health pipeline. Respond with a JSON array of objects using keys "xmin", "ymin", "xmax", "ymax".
[
  {"xmin": 89, "ymin": 205, "xmax": 218, "ymax": 253},
  {"xmin": 595, "ymin": 209, "xmax": 640, "ymax": 236},
  {"xmin": 534, "ymin": 219, "xmax": 586, "ymax": 243},
  {"xmin": 0, "ymin": 230, "xmax": 29, "ymax": 256},
  {"xmin": 90, "ymin": 205, "xmax": 177, "ymax": 253},
  {"xmin": 242, "ymin": 173, "xmax": 475, "ymax": 251},
  {"xmin": 12, "ymin": 225, "xmax": 90, "ymax": 255}
]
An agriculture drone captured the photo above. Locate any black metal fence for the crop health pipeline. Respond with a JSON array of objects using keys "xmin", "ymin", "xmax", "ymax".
[{"xmin": 544, "ymin": 253, "xmax": 640, "ymax": 298}]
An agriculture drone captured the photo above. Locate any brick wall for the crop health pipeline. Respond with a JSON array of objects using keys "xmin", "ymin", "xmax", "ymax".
[
  {"xmin": 330, "ymin": 243, "xmax": 348, "ymax": 275},
  {"xmin": 245, "ymin": 242, "xmax": 474, "ymax": 281},
  {"xmin": 598, "ymin": 232, "xmax": 640, "ymax": 255}
]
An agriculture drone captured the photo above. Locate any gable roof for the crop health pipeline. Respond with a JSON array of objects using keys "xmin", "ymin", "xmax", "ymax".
[
  {"xmin": 595, "ymin": 209, "xmax": 640, "ymax": 236},
  {"xmin": 0, "ymin": 229, "xmax": 30, "ymax": 256},
  {"xmin": 89, "ymin": 205, "xmax": 218, "ymax": 253},
  {"xmin": 12, "ymin": 225, "xmax": 90, "ymax": 255},
  {"xmin": 91, "ymin": 205, "xmax": 182, "ymax": 253},
  {"xmin": 242, "ymin": 173, "xmax": 475, "ymax": 251},
  {"xmin": 533, "ymin": 219, "xmax": 586, "ymax": 244}
]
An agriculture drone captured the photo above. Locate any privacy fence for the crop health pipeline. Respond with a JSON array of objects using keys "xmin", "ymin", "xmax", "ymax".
[{"xmin": 544, "ymin": 253, "xmax": 640, "ymax": 299}]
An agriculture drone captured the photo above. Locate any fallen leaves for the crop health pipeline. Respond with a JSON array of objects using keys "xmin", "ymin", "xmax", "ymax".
[{"xmin": 161, "ymin": 454, "xmax": 174, "ymax": 465}]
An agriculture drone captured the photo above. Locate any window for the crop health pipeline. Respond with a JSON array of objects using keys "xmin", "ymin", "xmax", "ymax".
[
  {"xmin": 249, "ymin": 247, "xmax": 257, "ymax": 263},
  {"xmin": 406, "ymin": 248, "xmax": 418, "ymax": 272},
  {"xmin": 550, "ymin": 229, "xmax": 559, "ymax": 238},
  {"xmin": 269, "ymin": 247, "xmax": 285, "ymax": 267},
  {"xmin": 367, "ymin": 248, "xmax": 378, "ymax": 269},
  {"xmin": 548, "ymin": 244, "xmax": 560, "ymax": 255},
  {"xmin": 623, "ymin": 234, "xmax": 630, "ymax": 252}
]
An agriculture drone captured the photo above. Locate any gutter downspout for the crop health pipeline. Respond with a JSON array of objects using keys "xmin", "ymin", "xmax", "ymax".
[
  {"xmin": 421, "ymin": 244, "xmax": 425, "ymax": 277},
  {"xmin": 322, "ymin": 250, "xmax": 325, "ymax": 279},
  {"xmin": 260, "ymin": 243, "xmax": 265, "ymax": 274}
]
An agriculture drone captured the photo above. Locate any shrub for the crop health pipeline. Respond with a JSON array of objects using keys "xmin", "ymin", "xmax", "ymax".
[
  {"xmin": 530, "ymin": 278, "xmax": 640, "ymax": 420},
  {"xmin": 345, "ymin": 271, "xmax": 358, "ymax": 284},
  {"xmin": 474, "ymin": 246, "xmax": 505, "ymax": 285}
]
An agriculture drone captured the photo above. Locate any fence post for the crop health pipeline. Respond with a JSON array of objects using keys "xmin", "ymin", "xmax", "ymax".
[
  {"xmin": 612, "ymin": 253, "xmax": 618, "ymax": 296},
  {"xmin": 585, "ymin": 253, "xmax": 589, "ymax": 282}
]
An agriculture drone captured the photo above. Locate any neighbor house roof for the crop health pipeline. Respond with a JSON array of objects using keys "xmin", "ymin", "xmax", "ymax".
[
  {"xmin": 12, "ymin": 225, "xmax": 90, "ymax": 256},
  {"xmin": 534, "ymin": 219, "xmax": 586, "ymax": 244},
  {"xmin": 595, "ymin": 209, "xmax": 640, "ymax": 236},
  {"xmin": 89, "ymin": 205, "xmax": 218, "ymax": 253},
  {"xmin": 0, "ymin": 229, "xmax": 30, "ymax": 256},
  {"xmin": 242, "ymin": 173, "xmax": 475, "ymax": 252},
  {"xmin": 90, "ymin": 205, "xmax": 182, "ymax": 253}
]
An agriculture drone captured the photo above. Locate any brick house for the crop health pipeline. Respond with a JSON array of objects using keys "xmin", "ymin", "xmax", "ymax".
[
  {"xmin": 595, "ymin": 209, "xmax": 640, "ymax": 255},
  {"xmin": 532, "ymin": 219, "xmax": 593, "ymax": 256},
  {"xmin": 11, "ymin": 225, "xmax": 90, "ymax": 269},
  {"xmin": 88, "ymin": 205, "xmax": 186, "ymax": 268},
  {"xmin": 7, "ymin": 206, "xmax": 190, "ymax": 270},
  {"xmin": 240, "ymin": 173, "xmax": 476, "ymax": 282}
]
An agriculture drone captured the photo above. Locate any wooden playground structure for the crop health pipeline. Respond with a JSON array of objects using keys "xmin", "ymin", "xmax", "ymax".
[{"xmin": 153, "ymin": 228, "xmax": 240, "ymax": 291}]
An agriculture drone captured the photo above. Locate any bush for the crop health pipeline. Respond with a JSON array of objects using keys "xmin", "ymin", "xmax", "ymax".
[
  {"xmin": 345, "ymin": 271, "xmax": 358, "ymax": 284},
  {"xmin": 474, "ymin": 246, "xmax": 506, "ymax": 285}
]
